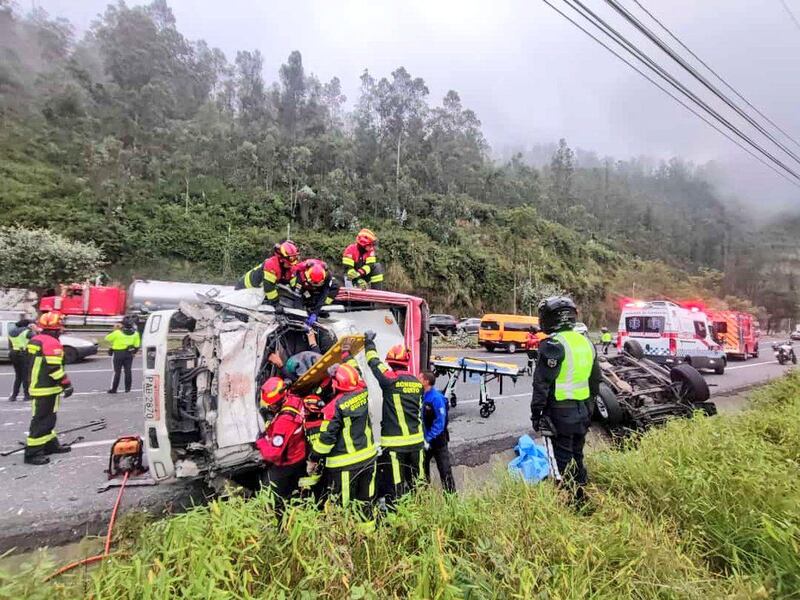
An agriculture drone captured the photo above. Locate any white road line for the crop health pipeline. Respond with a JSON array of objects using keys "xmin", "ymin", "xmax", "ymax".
[
  {"xmin": 726, "ymin": 361, "xmax": 788, "ymax": 371},
  {"xmin": 0, "ymin": 367, "xmax": 141, "ymax": 377}
]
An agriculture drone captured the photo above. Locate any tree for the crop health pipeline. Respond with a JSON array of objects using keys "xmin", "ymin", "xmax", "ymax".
[
  {"xmin": 0, "ymin": 227, "xmax": 104, "ymax": 288},
  {"xmin": 549, "ymin": 138, "xmax": 575, "ymax": 213}
]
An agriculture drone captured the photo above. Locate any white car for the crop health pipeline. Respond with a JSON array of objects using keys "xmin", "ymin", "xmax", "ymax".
[
  {"xmin": 142, "ymin": 287, "xmax": 430, "ymax": 486},
  {"xmin": 0, "ymin": 319, "xmax": 98, "ymax": 364}
]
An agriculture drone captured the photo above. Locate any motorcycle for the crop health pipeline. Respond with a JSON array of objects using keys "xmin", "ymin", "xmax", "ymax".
[{"xmin": 773, "ymin": 341, "xmax": 798, "ymax": 365}]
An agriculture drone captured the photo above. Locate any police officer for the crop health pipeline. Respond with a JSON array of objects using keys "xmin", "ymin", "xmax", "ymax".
[
  {"xmin": 25, "ymin": 313, "xmax": 74, "ymax": 465},
  {"xmin": 530, "ymin": 297, "xmax": 600, "ymax": 502},
  {"xmin": 600, "ymin": 327, "xmax": 613, "ymax": 356},
  {"xmin": 105, "ymin": 316, "xmax": 141, "ymax": 394},
  {"xmin": 7, "ymin": 318, "xmax": 33, "ymax": 401},
  {"xmin": 363, "ymin": 330, "xmax": 425, "ymax": 508}
]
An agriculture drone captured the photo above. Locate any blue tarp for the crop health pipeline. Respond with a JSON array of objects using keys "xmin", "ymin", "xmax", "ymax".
[{"xmin": 508, "ymin": 434, "xmax": 550, "ymax": 483}]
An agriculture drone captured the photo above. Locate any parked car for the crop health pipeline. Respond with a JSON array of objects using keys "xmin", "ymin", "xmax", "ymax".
[
  {"xmin": 430, "ymin": 314, "xmax": 459, "ymax": 336},
  {"xmin": 456, "ymin": 318, "xmax": 481, "ymax": 334},
  {"xmin": 791, "ymin": 329, "xmax": 800, "ymax": 341},
  {"xmin": 0, "ymin": 319, "xmax": 98, "ymax": 364}
]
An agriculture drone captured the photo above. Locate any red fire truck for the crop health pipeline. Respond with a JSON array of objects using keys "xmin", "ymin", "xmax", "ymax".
[{"xmin": 707, "ymin": 310, "xmax": 759, "ymax": 360}]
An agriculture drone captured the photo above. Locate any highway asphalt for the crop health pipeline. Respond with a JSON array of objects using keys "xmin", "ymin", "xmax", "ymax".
[{"xmin": 0, "ymin": 337, "xmax": 795, "ymax": 551}]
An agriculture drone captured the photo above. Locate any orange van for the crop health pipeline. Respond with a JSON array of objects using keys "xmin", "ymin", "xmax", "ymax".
[{"xmin": 479, "ymin": 313, "xmax": 540, "ymax": 353}]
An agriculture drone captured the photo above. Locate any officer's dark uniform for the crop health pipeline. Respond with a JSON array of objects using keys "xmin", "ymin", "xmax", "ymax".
[
  {"xmin": 105, "ymin": 323, "xmax": 141, "ymax": 393},
  {"xmin": 7, "ymin": 322, "xmax": 32, "ymax": 401},
  {"xmin": 531, "ymin": 328, "xmax": 600, "ymax": 489},
  {"xmin": 364, "ymin": 339, "xmax": 425, "ymax": 506}
]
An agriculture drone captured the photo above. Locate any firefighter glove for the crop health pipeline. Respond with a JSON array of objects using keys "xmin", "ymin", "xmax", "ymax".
[
  {"xmin": 305, "ymin": 313, "xmax": 317, "ymax": 327},
  {"xmin": 63, "ymin": 384, "xmax": 74, "ymax": 398},
  {"xmin": 358, "ymin": 279, "xmax": 368, "ymax": 290},
  {"xmin": 364, "ymin": 330, "xmax": 377, "ymax": 342}
]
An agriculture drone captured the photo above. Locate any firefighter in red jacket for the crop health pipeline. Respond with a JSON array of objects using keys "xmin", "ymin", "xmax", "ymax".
[
  {"xmin": 363, "ymin": 330, "xmax": 425, "ymax": 508},
  {"xmin": 294, "ymin": 259, "xmax": 340, "ymax": 328},
  {"xmin": 25, "ymin": 313, "xmax": 74, "ymax": 465},
  {"xmin": 310, "ymin": 363, "xmax": 377, "ymax": 529},
  {"xmin": 255, "ymin": 377, "xmax": 308, "ymax": 518},
  {"xmin": 236, "ymin": 240, "xmax": 300, "ymax": 306},
  {"xmin": 342, "ymin": 228, "xmax": 384, "ymax": 290}
]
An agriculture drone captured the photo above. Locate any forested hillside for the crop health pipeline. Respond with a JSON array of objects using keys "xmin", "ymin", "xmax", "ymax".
[{"xmin": 1, "ymin": 1, "xmax": 797, "ymax": 324}]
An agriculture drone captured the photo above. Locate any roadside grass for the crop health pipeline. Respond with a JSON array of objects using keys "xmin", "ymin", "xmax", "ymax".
[{"xmin": 1, "ymin": 372, "xmax": 798, "ymax": 599}]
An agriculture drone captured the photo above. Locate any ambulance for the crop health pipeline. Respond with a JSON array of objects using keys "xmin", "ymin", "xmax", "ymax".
[{"xmin": 617, "ymin": 300, "xmax": 727, "ymax": 374}]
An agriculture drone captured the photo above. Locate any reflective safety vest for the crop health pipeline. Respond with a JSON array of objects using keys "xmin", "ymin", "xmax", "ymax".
[
  {"xmin": 9, "ymin": 330, "xmax": 30, "ymax": 352},
  {"xmin": 105, "ymin": 329, "xmax": 141, "ymax": 351},
  {"xmin": 311, "ymin": 387, "xmax": 377, "ymax": 470},
  {"xmin": 601, "ymin": 332, "xmax": 613, "ymax": 343},
  {"xmin": 27, "ymin": 333, "xmax": 69, "ymax": 397},
  {"xmin": 553, "ymin": 331, "xmax": 595, "ymax": 401}
]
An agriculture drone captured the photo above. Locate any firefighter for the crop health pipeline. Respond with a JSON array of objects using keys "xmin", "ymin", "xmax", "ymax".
[
  {"xmin": 294, "ymin": 259, "xmax": 340, "ymax": 328},
  {"xmin": 298, "ymin": 393, "xmax": 328, "ymax": 503},
  {"xmin": 236, "ymin": 240, "xmax": 300, "ymax": 307},
  {"xmin": 105, "ymin": 316, "xmax": 141, "ymax": 394},
  {"xmin": 600, "ymin": 327, "xmax": 613, "ymax": 356},
  {"xmin": 530, "ymin": 297, "xmax": 600, "ymax": 503},
  {"xmin": 255, "ymin": 377, "xmax": 308, "ymax": 518},
  {"xmin": 342, "ymin": 228, "xmax": 384, "ymax": 290},
  {"xmin": 310, "ymin": 363, "xmax": 377, "ymax": 529},
  {"xmin": 25, "ymin": 313, "xmax": 74, "ymax": 465},
  {"xmin": 363, "ymin": 330, "xmax": 425, "ymax": 507},
  {"xmin": 7, "ymin": 318, "xmax": 33, "ymax": 401}
]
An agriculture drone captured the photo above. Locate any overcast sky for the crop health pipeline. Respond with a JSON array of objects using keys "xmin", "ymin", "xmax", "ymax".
[{"xmin": 34, "ymin": 0, "xmax": 800, "ymax": 210}]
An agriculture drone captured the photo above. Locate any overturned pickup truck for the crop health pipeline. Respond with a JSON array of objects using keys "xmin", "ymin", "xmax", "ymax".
[
  {"xmin": 142, "ymin": 287, "xmax": 429, "ymax": 486},
  {"xmin": 593, "ymin": 340, "xmax": 716, "ymax": 435}
]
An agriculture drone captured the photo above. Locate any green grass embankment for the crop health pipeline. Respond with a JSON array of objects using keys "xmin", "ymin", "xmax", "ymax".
[{"xmin": 3, "ymin": 373, "xmax": 799, "ymax": 599}]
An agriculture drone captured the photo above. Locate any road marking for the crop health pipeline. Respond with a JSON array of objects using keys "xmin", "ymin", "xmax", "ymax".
[
  {"xmin": 0, "ymin": 389, "xmax": 142, "ymax": 412},
  {"xmin": 459, "ymin": 392, "xmax": 529, "ymax": 405},
  {"xmin": 0, "ymin": 367, "xmax": 141, "ymax": 377},
  {"xmin": 726, "ymin": 361, "xmax": 788, "ymax": 371}
]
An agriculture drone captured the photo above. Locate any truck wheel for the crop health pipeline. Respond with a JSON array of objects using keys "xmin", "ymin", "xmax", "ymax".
[
  {"xmin": 714, "ymin": 360, "xmax": 726, "ymax": 375},
  {"xmin": 623, "ymin": 339, "xmax": 644, "ymax": 359},
  {"xmin": 63, "ymin": 346, "xmax": 79, "ymax": 364},
  {"xmin": 753, "ymin": 345, "xmax": 759, "ymax": 358},
  {"xmin": 507, "ymin": 342, "xmax": 517, "ymax": 354},
  {"xmin": 793, "ymin": 351, "xmax": 798, "ymax": 365},
  {"xmin": 670, "ymin": 363, "xmax": 710, "ymax": 403},
  {"xmin": 449, "ymin": 394, "xmax": 457, "ymax": 408},
  {"xmin": 485, "ymin": 344, "xmax": 495, "ymax": 353},
  {"xmin": 594, "ymin": 383, "xmax": 624, "ymax": 426}
]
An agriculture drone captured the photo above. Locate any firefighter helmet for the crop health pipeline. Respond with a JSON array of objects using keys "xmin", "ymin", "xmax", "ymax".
[
  {"xmin": 356, "ymin": 228, "xmax": 377, "ymax": 248},
  {"xmin": 538, "ymin": 296, "xmax": 578, "ymax": 334},
  {"xmin": 260, "ymin": 377, "xmax": 288, "ymax": 408},
  {"xmin": 386, "ymin": 344, "xmax": 411, "ymax": 368},
  {"xmin": 37, "ymin": 312, "xmax": 65, "ymax": 331},
  {"xmin": 274, "ymin": 240, "xmax": 300, "ymax": 267},
  {"xmin": 304, "ymin": 261, "xmax": 327, "ymax": 286},
  {"xmin": 303, "ymin": 393, "xmax": 325, "ymax": 414},
  {"xmin": 331, "ymin": 363, "xmax": 360, "ymax": 392}
]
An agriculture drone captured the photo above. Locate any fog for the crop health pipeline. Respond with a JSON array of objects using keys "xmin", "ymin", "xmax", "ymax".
[{"xmin": 35, "ymin": 0, "xmax": 800, "ymax": 213}]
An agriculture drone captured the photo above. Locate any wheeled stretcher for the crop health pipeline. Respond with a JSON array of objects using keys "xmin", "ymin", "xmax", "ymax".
[{"xmin": 431, "ymin": 356, "xmax": 525, "ymax": 418}]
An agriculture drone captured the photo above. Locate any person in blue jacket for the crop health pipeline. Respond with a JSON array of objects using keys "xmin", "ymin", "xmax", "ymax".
[{"xmin": 419, "ymin": 371, "xmax": 456, "ymax": 493}]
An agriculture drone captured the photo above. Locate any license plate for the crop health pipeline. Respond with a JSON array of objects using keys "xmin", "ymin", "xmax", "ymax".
[{"xmin": 143, "ymin": 374, "xmax": 161, "ymax": 421}]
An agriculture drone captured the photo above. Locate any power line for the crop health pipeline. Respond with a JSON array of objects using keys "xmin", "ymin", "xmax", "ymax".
[
  {"xmin": 605, "ymin": 0, "xmax": 800, "ymax": 169},
  {"xmin": 779, "ymin": 0, "xmax": 800, "ymax": 33},
  {"xmin": 540, "ymin": 0, "xmax": 800, "ymax": 188},
  {"xmin": 631, "ymin": 0, "xmax": 800, "ymax": 152},
  {"xmin": 556, "ymin": 0, "xmax": 800, "ymax": 183}
]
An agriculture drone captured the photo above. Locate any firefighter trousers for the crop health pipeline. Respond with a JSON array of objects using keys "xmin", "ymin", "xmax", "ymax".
[
  {"xmin": 378, "ymin": 448, "xmax": 424, "ymax": 508},
  {"xmin": 110, "ymin": 351, "xmax": 133, "ymax": 392},
  {"xmin": 25, "ymin": 393, "xmax": 61, "ymax": 458},
  {"xmin": 424, "ymin": 444, "xmax": 456, "ymax": 493},
  {"xmin": 262, "ymin": 461, "xmax": 306, "ymax": 519},
  {"xmin": 9, "ymin": 350, "xmax": 29, "ymax": 399},
  {"xmin": 328, "ymin": 460, "xmax": 377, "ymax": 530}
]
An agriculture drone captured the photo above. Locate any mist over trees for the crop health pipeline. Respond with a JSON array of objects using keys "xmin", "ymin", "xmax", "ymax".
[{"xmin": 0, "ymin": 0, "xmax": 797, "ymax": 323}]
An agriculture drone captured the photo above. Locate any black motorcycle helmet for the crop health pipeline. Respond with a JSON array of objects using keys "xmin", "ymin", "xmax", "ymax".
[{"xmin": 538, "ymin": 296, "xmax": 578, "ymax": 334}]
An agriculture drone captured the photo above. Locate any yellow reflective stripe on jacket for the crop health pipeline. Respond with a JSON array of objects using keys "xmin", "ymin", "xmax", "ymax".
[
  {"xmin": 360, "ymin": 264, "xmax": 372, "ymax": 276},
  {"xmin": 370, "ymin": 273, "xmax": 384, "ymax": 282},
  {"xmin": 265, "ymin": 288, "xmax": 279, "ymax": 300},
  {"xmin": 347, "ymin": 268, "xmax": 360, "ymax": 280},
  {"xmin": 324, "ymin": 296, "xmax": 334, "ymax": 305},
  {"xmin": 26, "ymin": 430, "xmax": 57, "ymax": 447},
  {"xmin": 312, "ymin": 437, "xmax": 334, "ymax": 454},
  {"xmin": 263, "ymin": 270, "xmax": 278, "ymax": 284},
  {"xmin": 29, "ymin": 356, "xmax": 62, "ymax": 396},
  {"xmin": 381, "ymin": 431, "xmax": 425, "ymax": 448},
  {"xmin": 342, "ymin": 417, "xmax": 356, "ymax": 454},
  {"xmin": 342, "ymin": 256, "xmax": 356, "ymax": 267},
  {"xmin": 365, "ymin": 256, "xmax": 377, "ymax": 264},
  {"xmin": 365, "ymin": 349, "xmax": 381, "ymax": 362},
  {"xmin": 325, "ymin": 445, "xmax": 377, "ymax": 469},
  {"xmin": 393, "ymin": 394, "xmax": 410, "ymax": 436}
]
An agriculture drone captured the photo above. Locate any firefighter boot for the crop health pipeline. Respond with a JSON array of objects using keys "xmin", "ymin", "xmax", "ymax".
[{"xmin": 24, "ymin": 453, "xmax": 50, "ymax": 466}]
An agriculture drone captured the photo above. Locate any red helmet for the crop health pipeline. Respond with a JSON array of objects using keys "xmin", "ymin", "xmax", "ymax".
[
  {"xmin": 304, "ymin": 261, "xmax": 327, "ymax": 286},
  {"xmin": 37, "ymin": 312, "xmax": 65, "ymax": 331},
  {"xmin": 332, "ymin": 363, "xmax": 361, "ymax": 392},
  {"xmin": 274, "ymin": 240, "xmax": 299, "ymax": 267},
  {"xmin": 356, "ymin": 228, "xmax": 377, "ymax": 248},
  {"xmin": 386, "ymin": 344, "xmax": 411, "ymax": 368},
  {"xmin": 303, "ymin": 393, "xmax": 325, "ymax": 414},
  {"xmin": 260, "ymin": 377, "xmax": 288, "ymax": 408}
]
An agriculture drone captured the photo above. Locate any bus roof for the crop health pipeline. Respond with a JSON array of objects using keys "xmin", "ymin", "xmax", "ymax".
[{"xmin": 481, "ymin": 313, "xmax": 539, "ymax": 324}]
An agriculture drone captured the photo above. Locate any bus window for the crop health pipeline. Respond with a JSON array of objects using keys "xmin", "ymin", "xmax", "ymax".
[
  {"xmin": 481, "ymin": 321, "xmax": 500, "ymax": 330},
  {"xmin": 503, "ymin": 322, "xmax": 530, "ymax": 332}
]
